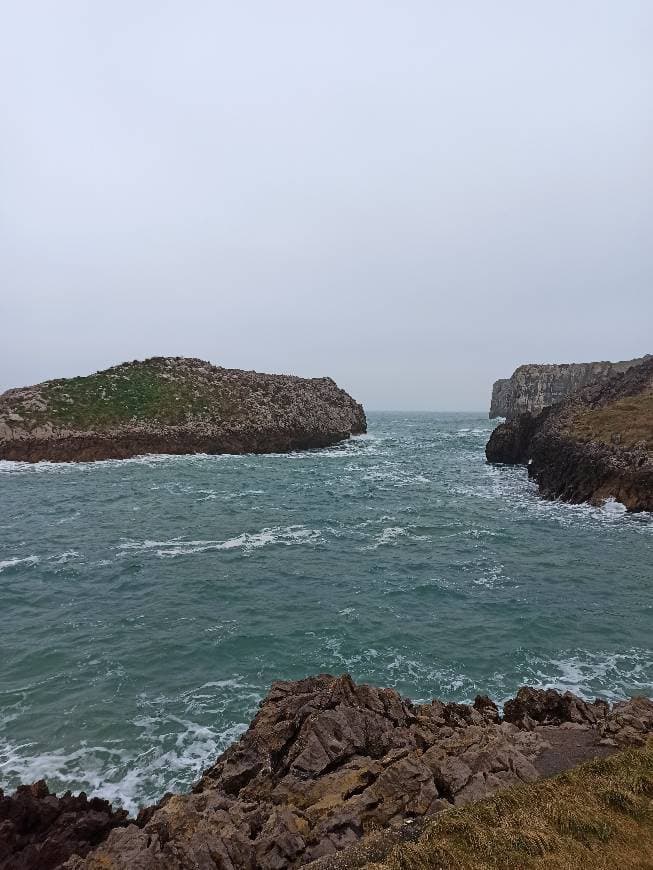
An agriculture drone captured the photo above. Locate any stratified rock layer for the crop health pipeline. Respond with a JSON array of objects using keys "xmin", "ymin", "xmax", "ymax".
[
  {"xmin": 486, "ymin": 356, "xmax": 653, "ymax": 511},
  {"xmin": 61, "ymin": 675, "xmax": 653, "ymax": 870},
  {"xmin": 0, "ymin": 358, "xmax": 366, "ymax": 462},
  {"xmin": 489, "ymin": 355, "xmax": 650, "ymax": 420}
]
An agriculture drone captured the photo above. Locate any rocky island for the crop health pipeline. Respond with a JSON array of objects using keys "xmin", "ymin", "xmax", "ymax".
[
  {"xmin": 1, "ymin": 675, "xmax": 652, "ymax": 869},
  {"xmin": 0, "ymin": 358, "xmax": 366, "ymax": 463},
  {"xmin": 487, "ymin": 355, "xmax": 653, "ymax": 511},
  {"xmin": 490, "ymin": 355, "xmax": 651, "ymax": 420}
]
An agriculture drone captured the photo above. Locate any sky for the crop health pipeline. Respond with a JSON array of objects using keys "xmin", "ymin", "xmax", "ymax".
[{"xmin": 1, "ymin": 2, "xmax": 652, "ymax": 410}]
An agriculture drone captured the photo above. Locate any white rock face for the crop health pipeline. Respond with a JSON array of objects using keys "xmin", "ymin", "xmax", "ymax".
[{"xmin": 489, "ymin": 355, "xmax": 651, "ymax": 419}]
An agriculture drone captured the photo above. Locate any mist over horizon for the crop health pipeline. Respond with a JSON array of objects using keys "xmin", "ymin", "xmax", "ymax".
[{"xmin": 2, "ymin": 1, "xmax": 652, "ymax": 410}]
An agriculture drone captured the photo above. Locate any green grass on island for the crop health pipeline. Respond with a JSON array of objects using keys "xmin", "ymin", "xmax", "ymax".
[
  {"xmin": 368, "ymin": 742, "xmax": 653, "ymax": 870},
  {"xmin": 7, "ymin": 359, "xmax": 239, "ymax": 430}
]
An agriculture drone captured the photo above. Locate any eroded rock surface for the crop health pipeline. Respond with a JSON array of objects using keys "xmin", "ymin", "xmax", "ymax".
[
  {"xmin": 0, "ymin": 358, "xmax": 366, "ymax": 463},
  {"xmin": 486, "ymin": 355, "xmax": 653, "ymax": 511},
  {"xmin": 489, "ymin": 355, "xmax": 651, "ymax": 420},
  {"xmin": 62, "ymin": 675, "xmax": 653, "ymax": 870},
  {"xmin": 0, "ymin": 781, "xmax": 128, "ymax": 870}
]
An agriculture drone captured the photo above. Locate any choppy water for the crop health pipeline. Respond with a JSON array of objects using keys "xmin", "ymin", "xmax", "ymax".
[{"xmin": 1, "ymin": 413, "xmax": 652, "ymax": 813}]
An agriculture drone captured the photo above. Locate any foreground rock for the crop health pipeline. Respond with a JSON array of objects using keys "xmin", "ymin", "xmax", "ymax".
[
  {"xmin": 56, "ymin": 676, "xmax": 653, "ymax": 870},
  {"xmin": 489, "ymin": 355, "xmax": 650, "ymax": 420},
  {"xmin": 0, "ymin": 781, "xmax": 128, "ymax": 870},
  {"xmin": 487, "ymin": 355, "xmax": 653, "ymax": 511},
  {"xmin": 309, "ymin": 741, "xmax": 653, "ymax": 870},
  {"xmin": 0, "ymin": 358, "xmax": 366, "ymax": 463}
]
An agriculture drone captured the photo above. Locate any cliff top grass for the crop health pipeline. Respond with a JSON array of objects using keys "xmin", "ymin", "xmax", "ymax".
[
  {"xmin": 1, "ymin": 358, "xmax": 247, "ymax": 431},
  {"xmin": 568, "ymin": 393, "xmax": 653, "ymax": 452},
  {"xmin": 366, "ymin": 742, "xmax": 653, "ymax": 870}
]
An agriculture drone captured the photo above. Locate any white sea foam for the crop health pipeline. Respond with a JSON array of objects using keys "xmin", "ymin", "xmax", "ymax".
[
  {"xmin": 453, "ymin": 463, "xmax": 653, "ymax": 533},
  {"xmin": 0, "ymin": 724, "xmax": 243, "ymax": 816},
  {"xmin": 602, "ymin": 497, "xmax": 628, "ymax": 516},
  {"xmin": 520, "ymin": 649, "xmax": 653, "ymax": 701},
  {"xmin": 50, "ymin": 550, "xmax": 82, "ymax": 565},
  {"xmin": 363, "ymin": 526, "xmax": 430, "ymax": 550},
  {"xmin": 0, "ymin": 451, "xmax": 244, "ymax": 476},
  {"xmin": 472, "ymin": 563, "xmax": 509, "ymax": 589},
  {"xmin": 362, "ymin": 465, "xmax": 431, "ymax": 487},
  {"xmin": 118, "ymin": 525, "xmax": 321, "ymax": 558},
  {"xmin": 0, "ymin": 678, "xmax": 262, "ymax": 814}
]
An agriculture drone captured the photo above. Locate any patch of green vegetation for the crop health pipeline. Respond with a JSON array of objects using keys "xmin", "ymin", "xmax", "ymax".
[
  {"xmin": 568, "ymin": 394, "xmax": 653, "ymax": 452},
  {"xmin": 368, "ymin": 742, "xmax": 653, "ymax": 870},
  {"xmin": 32, "ymin": 360, "xmax": 236, "ymax": 430}
]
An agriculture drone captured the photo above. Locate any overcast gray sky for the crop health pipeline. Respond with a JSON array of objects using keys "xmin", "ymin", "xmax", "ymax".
[{"xmin": 1, "ymin": 1, "xmax": 651, "ymax": 410}]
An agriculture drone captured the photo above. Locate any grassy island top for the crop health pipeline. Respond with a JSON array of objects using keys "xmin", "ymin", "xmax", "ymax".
[{"xmin": 0, "ymin": 356, "xmax": 360, "ymax": 435}]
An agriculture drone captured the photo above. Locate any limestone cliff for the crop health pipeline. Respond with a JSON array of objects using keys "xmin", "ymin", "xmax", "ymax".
[
  {"xmin": 0, "ymin": 358, "xmax": 366, "ymax": 463},
  {"xmin": 489, "ymin": 355, "xmax": 651, "ymax": 419},
  {"xmin": 486, "ymin": 355, "xmax": 653, "ymax": 511}
]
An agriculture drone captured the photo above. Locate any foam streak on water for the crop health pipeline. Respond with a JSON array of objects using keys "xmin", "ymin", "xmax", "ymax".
[{"xmin": 0, "ymin": 412, "xmax": 651, "ymax": 811}]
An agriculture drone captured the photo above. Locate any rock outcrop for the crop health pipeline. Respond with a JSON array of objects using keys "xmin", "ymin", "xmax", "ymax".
[
  {"xmin": 38, "ymin": 675, "xmax": 651, "ymax": 870},
  {"xmin": 0, "ymin": 781, "xmax": 128, "ymax": 870},
  {"xmin": 487, "ymin": 355, "xmax": 653, "ymax": 511},
  {"xmin": 0, "ymin": 358, "xmax": 366, "ymax": 463},
  {"xmin": 489, "ymin": 355, "xmax": 651, "ymax": 420}
]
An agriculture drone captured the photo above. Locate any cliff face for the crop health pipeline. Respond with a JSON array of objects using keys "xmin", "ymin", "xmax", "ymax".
[
  {"xmin": 489, "ymin": 356, "xmax": 651, "ymax": 419},
  {"xmin": 0, "ymin": 358, "xmax": 366, "ymax": 463},
  {"xmin": 486, "ymin": 356, "xmax": 653, "ymax": 511}
]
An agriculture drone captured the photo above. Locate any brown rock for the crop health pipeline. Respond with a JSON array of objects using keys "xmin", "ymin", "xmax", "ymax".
[
  {"xmin": 0, "ymin": 676, "xmax": 645, "ymax": 870},
  {"xmin": 65, "ymin": 676, "xmax": 554, "ymax": 870},
  {"xmin": 0, "ymin": 780, "xmax": 128, "ymax": 870},
  {"xmin": 503, "ymin": 686, "xmax": 608, "ymax": 728}
]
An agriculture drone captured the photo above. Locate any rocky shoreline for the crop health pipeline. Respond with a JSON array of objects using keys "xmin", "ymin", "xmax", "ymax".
[
  {"xmin": 486, "ymin": 355, "xmax": 653, "ymax": 511},
  {"xmin": 0, "ymin": 358, "xmax": 366, "ymax": 463},
  {"xmin": 2, "ymin": 676, "xmax": 652, "ymax": 870}
]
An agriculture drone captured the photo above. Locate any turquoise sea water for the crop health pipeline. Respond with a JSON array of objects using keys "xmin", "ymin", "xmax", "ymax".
[{"xmin": 1, "ymin": 412, "xmax": 652, "ymax": 813}]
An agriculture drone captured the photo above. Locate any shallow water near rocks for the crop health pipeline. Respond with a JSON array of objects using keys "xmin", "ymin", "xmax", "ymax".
[{"xmin": 1, "ymin": 412, "xmax": 651, "ymax": 814}]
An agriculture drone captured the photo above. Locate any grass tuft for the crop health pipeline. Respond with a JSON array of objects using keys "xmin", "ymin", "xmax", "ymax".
[
  {"xmin": 569, "ymin": 394, "xmax": 653, "ymax": 451},
  {"xmin": 368, "ymin": 742, "xmax": 653, "ymax": 870}
]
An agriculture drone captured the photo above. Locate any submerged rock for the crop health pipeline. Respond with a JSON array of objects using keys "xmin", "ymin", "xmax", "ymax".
[
  {"xmin": 486, "ymin": 355, "xmax": 653, "ymax": 511},
  {"xmin": 0, "ymin": 358, "xmax": 366, "ymax": 463}
]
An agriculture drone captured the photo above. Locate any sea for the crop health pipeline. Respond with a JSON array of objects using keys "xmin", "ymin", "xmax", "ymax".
[{"xmin": 1, "ymin": 412, "xmax": 651, "ymax": 814}]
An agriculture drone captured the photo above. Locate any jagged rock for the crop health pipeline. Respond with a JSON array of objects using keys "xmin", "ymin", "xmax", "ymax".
[
  {"xmin": 64, "ymin": 675, "xmax": 653, "ymax": 870},
  {"xmin": 0, "ymin": 678, "xmax": 647, "ymax": 869},
  {"xmin": 0, "ymin": 358, "xmax": 366, "ymax": 463},
  {"xmin": 0, "ymin": 780, "xmax": 128, "ymax": 870},
  {"xmin": 489, "ymin": 355, "xmax": 651, "ymax": 420},
  {"xmin": 63, "ymin": 676, "xmax": 548, "ymax": 869},
  {"xmin": 599, "ymin": 697, "xmax": 653, "ymax": 746},
  {"xmin": 486, "ymin": 355, "xmax": 653, "ymax": 510},
  {"xmin": 503, "ymin": 687, "xmax": 608, "ymax": 729}
]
